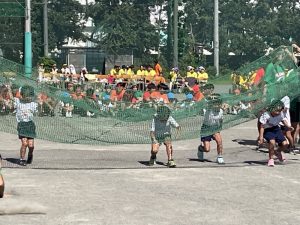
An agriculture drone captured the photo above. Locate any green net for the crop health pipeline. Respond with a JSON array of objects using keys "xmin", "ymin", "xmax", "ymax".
[{"xmin": 0, "ymin": 45, "xmax": 299, "ymax": 145}]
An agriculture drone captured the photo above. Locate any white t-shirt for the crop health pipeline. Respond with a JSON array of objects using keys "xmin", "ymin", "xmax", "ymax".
[
  {"xmin": 15, "ymin": 98, "xmax": 38, "ymax": 123},
  {"xmin": 202, "ymin": 108, "xmax": 223, "ymax": 127},
  {"xmin": 151, "ymin": 115, "xmax": 179, "ymax": 137},
  {"xmin": 259, "ymin": 111, "xmax": 286, "ymax": 129},
  {"xmin": 281, "ymin": 96, "xmax": 291, "ymax": 126}
]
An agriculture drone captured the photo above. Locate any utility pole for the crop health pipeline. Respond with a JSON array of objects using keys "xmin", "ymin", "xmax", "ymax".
[
  {"xmin": 214, "ymin": 0, "xmax": 220, "ymax": 76},
  {"xmin": 43, "ymin": 0, "xmax": 49, "ymax": 57},
  {"xmin": 173, "ymin": 0, "xmax": 178, "ymax": 67},
  {"xmin": 25, "ymin": 0, "xmax": 32, "ymax": 77}
]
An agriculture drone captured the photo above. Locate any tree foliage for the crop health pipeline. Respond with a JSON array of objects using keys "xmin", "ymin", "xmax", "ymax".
[
  {"xmin": 88, "ymin": 0, "xmax": 159, "ymax": 60},
  {"xmin": 0, "ymin": 0, "xmax": 86, "ymax": 64}
]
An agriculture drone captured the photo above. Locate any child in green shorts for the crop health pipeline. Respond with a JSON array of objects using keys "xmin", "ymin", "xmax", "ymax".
[{"xmin": 149, "ymin": 106, "xmax": 180, "ymax": 167}]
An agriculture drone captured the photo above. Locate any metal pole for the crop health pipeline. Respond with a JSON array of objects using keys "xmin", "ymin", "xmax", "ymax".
[
  {"xmin": 25, "ymin": 0, "xmax": 32, "ymax": 77},
  {"xmin": 214, "ymin": 0, "xmax": 219, "ymax": 76},
  {"xmin": 43, "ymin": 0, "xmax": 49, "ymax": 57},
  {"xmin": 173, "ymin": 0, "xmax": 178, "ymax": 67}
]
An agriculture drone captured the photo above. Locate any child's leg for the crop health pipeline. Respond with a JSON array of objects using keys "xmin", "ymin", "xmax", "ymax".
[
  {"xmin": 291, "ymin": 122, "xmax": 299, "ymax": 144},
  {"xmin": 0, "ymin": 155, "xmax": 4, "ymax": 198},
  {"xmin": 277, "ymin": 140, "xmax": 288, "ymax": 153},
  {"xmin": 28, "ymin": 139, "xmax": 34, "ymax": 154},
  {"xmin": 213, "ymin": 132, "xmax": 223, "ymax": 155},
  {"xmin": 165, "ymin": 141, "xmax": 176, "ymax": 167},
  {"xmin": 203, "ymin": 141, "xmax": 211, "ymax": 152},
  {"xmin": 20, "ymin": 138, "xmax": 28, "ymax": 160},
  {"xmin": 151, "ymin": 143, "xmax": 160, "ymax": 159},
  {"xmin": 284, "ymin": 130, "xmax": 294, "ymax": 149},
  {"xmin": 268, "ymin": 140, "xmax": 276, "ymax": 160},
  {"xmin": 165, "ymin": 141, "xmax": 173, "ymax": 161},
  {"xmin": 27, "ymin": 139, "xmax": 34, "ymax": 164}
]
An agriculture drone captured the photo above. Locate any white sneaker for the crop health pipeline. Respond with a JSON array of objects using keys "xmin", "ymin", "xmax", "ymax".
[{"xmin": 216, "ymin": 156, "xmax": 225, "ymax": 164}]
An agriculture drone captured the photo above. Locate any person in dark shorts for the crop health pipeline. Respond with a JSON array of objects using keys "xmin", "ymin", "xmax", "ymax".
[
  {"xmin": 258, "ymin": 100, "xmax": 293, "ymax": 167},
  {"xmin": 198, "ymin": 94, "xmax": 224, "ymax": 164},
  {"xmin": 15, "ymin": 85, "xmax": 38, "ymax": 166},
  {"xmin": 149, "ymin": 106, "xmax": 180, "ymax": 167}
]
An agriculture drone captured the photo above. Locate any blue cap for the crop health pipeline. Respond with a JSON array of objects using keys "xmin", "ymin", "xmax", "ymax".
[
  {"xmin": 61, "ymin": 91, "xmax": 70, "ymax": 98},
  {"xmin": 186, "ymin": 93, "xmax": 193, "ymax": 99},
  {"xmin": 104, "ymin": 94, "xmax": 110, "ymax": 100},
  {"xmin": 167, "ymin": 92, "xmax": 175, "ymax": 99}
]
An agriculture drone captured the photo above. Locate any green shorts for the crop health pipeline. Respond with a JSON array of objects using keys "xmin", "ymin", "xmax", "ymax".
[
  {"xmin": 17, "ymin": 121, "xmax": 36, "ymax": 139},
  {"xmin": 153, "ymin": 133, "xmax": 172, "ymax": 145}
]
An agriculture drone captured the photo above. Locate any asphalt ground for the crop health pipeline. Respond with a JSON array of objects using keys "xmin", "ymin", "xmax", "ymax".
[{"xmin": 0, "ymin": 119, "xmax": 300, "ymax": 225}]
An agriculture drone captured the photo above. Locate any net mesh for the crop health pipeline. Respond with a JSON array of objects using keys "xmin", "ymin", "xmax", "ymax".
[{"xmin": 0, "ymin": 45, "xmax": 299, "ymax": 145}]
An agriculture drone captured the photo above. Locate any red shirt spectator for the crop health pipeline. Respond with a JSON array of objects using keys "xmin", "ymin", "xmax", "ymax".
[
  {"xmin": 192, "ymin": 85, "xmax": 204, "ymax": 102},
  {"xmin": 254, "ymin": 68, "xmax": 265, "ymax": 85}
]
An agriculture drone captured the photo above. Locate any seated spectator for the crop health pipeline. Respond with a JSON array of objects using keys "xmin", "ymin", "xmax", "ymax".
[
  {"xmin": 147, "ymin": 65, "xmax": 157, "ymax": 77},
  {"xmin": 167, "ymin": 91, "xmax": 177, "ymax": 104},
  {"xmin": 127, "ymin": 65, "xmax": 135, "ymax": 77},
  {"xmin": 110, "ymin": 82, "xmax": 126, "ymax": 102},
  {"xmin": 186, "ymin": 66, "xmax": 198, "ymax": 78},
  {"xmin": 107, "ymin": 74, "xmax": 115, "ymax": 84},
  {"xmin": 128, "ymin": 85, "xmax": 143, "ymax": 108},
  {"xmin": 185, "ymin": 93, "xmax": 194, "ymax": 102},
  {"xmin": 69, "ymin": 64, "xmax": 77, "ymax": 75},
  {"xmin": 37, "ymin": 92, "xmax": 56, "ymax": 117},
  {"xmin": 185, "ymin": 82, "xmax": 204, "ymax": 102},
  {"xmin": 0, "ymin": 85, "xmax": 14, "ymax": 114},
  {"xmin": 143, "ymin": 86, "xmax": 151, "ymax": 103},
  {"xmin": 71, "ymin": 86, "xmax": 85, "ymax": 100},
  {"xmin": 169, "ymin": 67, "xmax": 180, "ymax": 90},
  {"xmin": 119, "ymin": 65, "xmax": 127, "ymax": 76},
  {"xmin": 101, "ymin": 88, "xmax": 111, "ymax": 102},
  {"xmin": 38, "ymin": 63, "xmax": 45, "ymax": 83},
  {"xmin": 197, "ymin": 66, "xmax": 209, "ymax": 84},
  {"xmin": 154, "ymin": 74, "xmax": 166, "ymax": 85},
  {"xmin": 110, "ymin": 65, "xmax": 120, "ymax": 75},
  {"xmin": 84, "ymin": 88, "xmax": 99, "ymax": 117},
  {"xmin": 158, "ymin": 83, "xmax": 170, "ymax": 104},
  {"xmin": 60, "ymin": 91, "xmax": 74, "ymax": 118},
  {"xmin": 80, "ymin": 67, "xmax": 88, "ymax": 83},
  {"xmin": 149, "ymin": 83, "xmax": 161, "ymax": 102},
  {"xmin": 136, "ymin": 65, "xmax": 146, "ymax": 77}
]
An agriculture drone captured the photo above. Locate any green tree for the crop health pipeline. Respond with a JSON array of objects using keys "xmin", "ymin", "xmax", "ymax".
[
  {"xmin": 88, "ymin": 0, "xmax": 160, "ymax": 64},
  {"xmin": 31, "ymin": 0, "xmax": 87, "ymax": 64}
]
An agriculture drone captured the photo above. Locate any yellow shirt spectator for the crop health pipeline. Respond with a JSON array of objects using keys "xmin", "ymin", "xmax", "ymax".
[
  {"xmin": 127, "ymin": 68, "xmax": 135, "ymax": 76},
  {"xmin": 137, "ymin": 69, "xmax": 145, "ymax": 76},
  {"xmin": 197, "ymin": 67, "xmax": 208, "ymax": 82},
  {"xmin": 148, "ymin": 69, "xmax": 156, "ymax": 77},
  {"xmin": 169, "ymin": 71, "xmax": 177, "ymax": 82},
  {"xmin": 110, "ymin": 68, "xmax": 118, "ymax": 75},
  {"xmin": 119, "ymin": 68, "xmax": 127, "ymax": 76},
  {"xmin": 187, "ymin": 71, "xmax": 198, "ymax": 78},
  {"xmin": 198, "ymin": 72, "xmax": 208, "ymax": 81}
]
